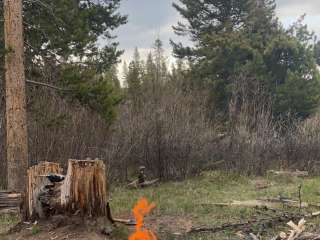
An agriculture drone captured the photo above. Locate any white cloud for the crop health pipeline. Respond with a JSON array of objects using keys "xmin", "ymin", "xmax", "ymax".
[{"xmin": 276, "ymin": 0, "xmax": 320, "ymax": 17}]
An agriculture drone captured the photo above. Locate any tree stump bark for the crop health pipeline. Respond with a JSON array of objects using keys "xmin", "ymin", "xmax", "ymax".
[
  {"xmin": 61, "ymin": 159, "xmax": 108, "ymax": 217},
  {"xmin": 26, "ymin": 159, "xmax": 108, "ymax": 220},
  {"xmin": 27, "ymin": 162, "xmax": 63, "ymax": 219}
]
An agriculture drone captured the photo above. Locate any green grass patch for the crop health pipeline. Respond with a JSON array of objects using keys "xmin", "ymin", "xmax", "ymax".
[
  {"xmin": 109, "ymin": 171, "xmax": 320, "ymax": 239},
  {"xmin": 0, "ymin": 213, "xmax": 20, "ymax": 235}
]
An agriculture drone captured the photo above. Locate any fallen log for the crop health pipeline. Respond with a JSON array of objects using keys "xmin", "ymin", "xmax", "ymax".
[
  {"xmin": 268, "ymin": 170, "xmax": 309, "ymax": 178},
  {"xmin": 200, "ymin": 199, "xmax": 309, "ymax": 209},
  {"xmin": 127, "ymin": 179, "xmax": 159, "ymax": 189},
  {"xmin": 0, "ymin": 191, "xmax": 22, "ymax": 213}
]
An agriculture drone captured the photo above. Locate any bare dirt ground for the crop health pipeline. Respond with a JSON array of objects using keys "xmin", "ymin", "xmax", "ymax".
[
  {"xmin": 4, "ymin": 225, "xmax": 107, "ymax": 240},
  {"xmin": 1, "ymin": 214, "xmax": 193, "ymax": 240},
  {"xmin": 2, "ymin": 216, "xmax": 112, "ymax": 240}
]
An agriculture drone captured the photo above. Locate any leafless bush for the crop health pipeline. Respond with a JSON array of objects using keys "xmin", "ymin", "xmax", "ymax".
[
  {"xmin": 0, "ymin": 86, "xmax": 110, "ymax": 188},
  {"xmin": 220, "ymin": 105, "xmax": 282, "ymax": 175},
  {"xmin": 217, "ymin": 73, "xmax": 320, "ymax": 175},
  {"xmin": 27, "ymin": 87, "xmax": 110, "ymax": 168},
  {"xmin": 283, "ymin": 115, "xmax": 320, "ymax": 172},
  {"xmin": 104, "ymin": 87, "xmax": 218, "ymax": 181},
  {"xmin": 220, "ymin": 73, "xmax": 282, "ymax": 175},
  {"xmin": 1, "ymin": 81, "xmax": 219, "ymax": 185},
  {"xmin": 3, "ymin": 71, "xmax": 320, "ymax": 188}
]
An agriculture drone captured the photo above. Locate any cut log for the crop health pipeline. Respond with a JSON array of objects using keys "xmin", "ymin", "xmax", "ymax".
[
  {"xmin": 61, "ymin": 159, "xmax": 108, "ymax": 217},
  {"xmin": 0, "ymin": 191, "xmax": 22, "ymax": 213},
  {"xmin": 26, "ymin": 162, "xmax": 63, "ymax": 219}
]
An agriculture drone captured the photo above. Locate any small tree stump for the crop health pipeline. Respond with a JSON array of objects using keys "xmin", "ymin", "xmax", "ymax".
[
  {"xmin": 27, "ymin": 162, "xmax": 63, "ymax": 219},
  {"xmin": 61, "ymin": 159, "xmax": 108, "ymax": 217}
]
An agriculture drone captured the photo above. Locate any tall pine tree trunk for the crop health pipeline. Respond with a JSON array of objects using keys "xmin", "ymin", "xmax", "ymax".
[{"xmin": 4, "ymin": 0, "xmax": 28, "ymax": 192}]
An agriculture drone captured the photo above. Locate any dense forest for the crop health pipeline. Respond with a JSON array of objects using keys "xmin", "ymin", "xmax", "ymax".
[{"xmin": 1, "ymin": 0, "xmax": 320, "ymax": 188}]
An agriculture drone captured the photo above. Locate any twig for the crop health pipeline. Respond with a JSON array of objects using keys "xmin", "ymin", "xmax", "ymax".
[
  {"xmin": 187, "ymin": 211, "xmax": 320, "ymax": 235},
  {"xmin": 298, "ymin": 184, "xmax": 302, "ymax": 212},
  {"xmin": 106, "ymin": 202, "xmax": 136, "ymax": 226},
  {"xmin": 26, "ymin": 80, "xmax": 72, "ymax": 92}
]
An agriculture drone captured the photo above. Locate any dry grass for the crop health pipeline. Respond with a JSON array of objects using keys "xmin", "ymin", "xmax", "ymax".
[{"xmin": 0, "ymin": 213, "xmax": 19, "ymax": 235}]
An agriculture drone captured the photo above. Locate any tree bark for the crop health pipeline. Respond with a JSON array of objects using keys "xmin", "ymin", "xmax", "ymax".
[
  {"xmin": 4, "ymin": 0, "xmax": 28, "ymax": 192},
  {"xmin": 61, "ymin": 159, "xmax": 108, "ymax": 217},
  {"xmin": 26, "ymin": 162, "xmax": 63, "ymax": 219},
  {"xmin": 26, "ymin": 160, "xmax": 108, "ymax": 220}
]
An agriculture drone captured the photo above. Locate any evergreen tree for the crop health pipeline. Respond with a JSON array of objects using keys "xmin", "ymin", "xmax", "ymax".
[
  {"xmin": 170, "ymin": 59, "xmax": 189, "ymax": 88},
  {"xmin": 0, "ymin": 0, "xmax": 127, "ymax": 122},
  {"xmin": 172, "ymin": 0, "xmax": 320, "ymax": 119},
  {"xmin": 122, "ymin": 60, "xmax": 129, "ymax": 87},
  {"xmin": 143, "ymin": 52, "xmax": 156, "ymax": 90},
  {"xmin": 153, "ymin": 38, "xmax": 167, "ymax": 85},
  {"xmin": 314, "ymin": 41, "xmax": 320, "ymax": 65},
  {"xmin": 126, "ymin": 48, "xmax": 144, "ymax": 110}
]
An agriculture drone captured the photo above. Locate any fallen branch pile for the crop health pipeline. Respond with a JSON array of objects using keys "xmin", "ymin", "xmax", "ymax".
[
  {"xmin": 188, "ymin": 211, "xmax": 320, "ymax": 237},
  {"xmin": 248, "ymin": 218, "xmax": 320, "ymax": 240}
]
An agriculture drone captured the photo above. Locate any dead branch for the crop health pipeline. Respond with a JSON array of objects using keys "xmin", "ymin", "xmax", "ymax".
[
  {"xmin": 187, "ymin": 215, "xmax": 295, "ymax": 234},
  {"xmin": 106, "ymin": 202, "xmax": 136, "ymax": 226},
  {"xmin": 268, "ymin": 170, "xmax": 308, "ymax": 178},
  {"xmin": 200, "ymin": 199, "xmax": 309, "ymax": 209},
  {"xmin": 187, "ymin": 211, "xmax": 320, "ymax": 235},
  {"xmin": 127, "ymin": 179, "xmax": 159, "ymax": 189},
  {"xmin": 26, "ymin": 80, "xmax": 72, "ymax": 92}
]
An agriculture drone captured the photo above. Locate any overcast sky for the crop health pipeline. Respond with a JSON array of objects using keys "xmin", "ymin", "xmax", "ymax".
[{"xmin": 114, "ymin": 0, "xmax": 320, "ymax": 69}]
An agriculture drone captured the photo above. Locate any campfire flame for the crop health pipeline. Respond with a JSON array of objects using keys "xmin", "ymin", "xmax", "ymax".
[{"xmin": 129, "ymin": 198, "xmax": 157, "ymax": 240}]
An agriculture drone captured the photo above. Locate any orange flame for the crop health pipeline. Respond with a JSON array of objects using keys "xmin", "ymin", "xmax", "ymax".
[{"xmin": 129, "ymin": 198, "xmax": 157, "ymax": 240}]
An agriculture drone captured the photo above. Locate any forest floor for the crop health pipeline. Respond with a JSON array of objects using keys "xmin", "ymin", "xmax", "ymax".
[{"xmin": 1, "ymin": 171, "xmax": 320, "ymax": 239}]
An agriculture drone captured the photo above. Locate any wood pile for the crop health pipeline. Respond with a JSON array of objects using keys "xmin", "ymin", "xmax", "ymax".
[{"xmin": 0, "ymin": 191, "xmax": 22, "ymax": 212}]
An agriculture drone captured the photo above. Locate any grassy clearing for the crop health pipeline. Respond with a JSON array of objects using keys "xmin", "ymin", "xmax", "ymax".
[
  {"xmin": 109, "ymin": 171, "xmax": 320, "ymax": 239},
  {"xmin": 2, "ymin": 171, "xmax": 320, "ymax": 239}
]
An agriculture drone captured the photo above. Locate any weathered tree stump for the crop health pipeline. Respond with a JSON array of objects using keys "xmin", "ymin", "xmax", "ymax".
[
  {"xmin": 61, "ymin": 159, "xmax": 108, "ymax": 217},
  {"xmin": 26, "ymin": 159, "xmax": 108, "ymax": 220},
  {"xmin": 27, "ymin": 162, "xmax": 63, "ymax": 219}
]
